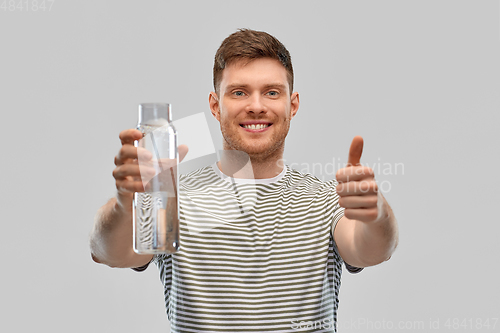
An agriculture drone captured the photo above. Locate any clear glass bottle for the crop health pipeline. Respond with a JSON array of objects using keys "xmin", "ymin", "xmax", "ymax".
[{"xmin": 133, "ymin": 103, "xmax": 179, "ymax": 254}]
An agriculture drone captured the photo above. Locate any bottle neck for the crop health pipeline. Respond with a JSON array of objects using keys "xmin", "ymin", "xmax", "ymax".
[{"xmin": 138, "ymin": 103, "xmax": 171, "ymax": 126}]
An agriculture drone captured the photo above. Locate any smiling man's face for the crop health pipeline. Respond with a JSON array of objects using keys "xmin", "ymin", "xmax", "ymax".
[{"xmin": 210, "ymin": 57, "xmax": 299, "ymax": 161}]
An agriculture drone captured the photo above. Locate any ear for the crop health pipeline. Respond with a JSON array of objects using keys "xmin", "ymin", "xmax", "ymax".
[
  {"xmin": 290, "ymin": 92, "xmax": 300, "ymax": 119},
  {"xmin": 209, "ymin": 92, "xmax": 221, "ymax": 122}
]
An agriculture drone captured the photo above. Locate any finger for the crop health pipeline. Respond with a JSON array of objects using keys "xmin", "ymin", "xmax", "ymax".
[
  {"xmin": 338, "ymin": 195, "xmax": 378, "ymax": 209},
  {"xmin": 134, "ymin": 145, "xmax": 188, "ymax": 168},
  {"xmin": 113, "ymin": 164, "xmax": 155, "ymax": 181},
  {"xmin": 119, "ymin": 129, "xmax": 143, "ymax": 145},
  {"xmin": 137, "ymin": 147, "xmax": 153, "ymax": 163},
  {"xmin": 336, "ymin": 180, "xmax": 378, "ymax": 196},
  {"xmin": 347, "ymin": 136, "xmax": 364, "ymax": 166},
  {"xmin": 178, "ymin": 144, "xmax": 189, "ymax": 163},
  {"xmin": 116, "ymin": 178, "xmax": 146, "ymax": 193},
  {"xmin": 343, "ymin": 207, "xmax": 379, "ymax": 223},
  {"xmin": 115, "ymin": 145, "xmax": 138, "ymax": 165},
  {"xmin": 115, "ymin": 146, "xmax": 153, "ymax": 166},
  {"xmin": 336, "ymin": 166, "xmax": 374, "ymax": 183}
]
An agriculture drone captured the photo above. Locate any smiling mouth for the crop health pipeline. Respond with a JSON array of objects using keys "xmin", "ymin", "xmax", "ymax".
[{"xmin": 240, "ymin": 123, "xmax": 272, "ymax": 130}]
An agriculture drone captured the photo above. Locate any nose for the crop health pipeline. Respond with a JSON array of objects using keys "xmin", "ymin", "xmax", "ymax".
[{"xmin": 245, "ymin": 93, "xmax": 267, "ymax": 114}]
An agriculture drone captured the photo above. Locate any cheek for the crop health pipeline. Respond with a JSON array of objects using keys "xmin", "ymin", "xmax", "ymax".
[
  {"xmin": 220, "ymin": 108, "xmax": 243, "ymax": 124},
  {"xmin": 219, "ymin": 112, "xmax": 236, "ymax": 130}
]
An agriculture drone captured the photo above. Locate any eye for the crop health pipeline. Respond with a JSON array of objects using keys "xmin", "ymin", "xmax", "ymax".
[
  {"xmin": 233, "ymin": 91, "xmax": 245, "ymax": 97},
  {"xmin": 266, "ymin": 90, "xmax": 279, "ymax": 97}
]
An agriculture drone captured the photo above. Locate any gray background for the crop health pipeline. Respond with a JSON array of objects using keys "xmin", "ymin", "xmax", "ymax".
[{"xmin": 1, "ymin": 0, "xmax": 499, "ymax": 332}]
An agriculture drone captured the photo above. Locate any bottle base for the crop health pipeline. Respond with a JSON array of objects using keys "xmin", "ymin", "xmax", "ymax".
[{"xmin": 134, "ymin": 241, "xmax": 180, "ymax": 254}]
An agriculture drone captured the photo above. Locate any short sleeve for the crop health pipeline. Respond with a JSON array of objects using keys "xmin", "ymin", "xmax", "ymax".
[
  {"xmin": 325, "ymin": 179, "xmax": 345, "ymax": 232},
  {"xmin": 131, "ymin": 262, "xmax": 150, "ymax": 272},
  {"xmin": 131, "ymin": 256, "xmax": 155, "ymax": 272},
  {"xmin": 344, "ymin": 262, "xmax": 364, "ymax": 274}
]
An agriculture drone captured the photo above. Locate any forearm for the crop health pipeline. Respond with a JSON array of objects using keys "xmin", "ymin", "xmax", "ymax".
[
  {"xmin": 353, "ymin": 195, "xmax": 399, "ymax": 267},
  {"xmin": 90, "ymin": 194, "xmax": 136, "ymax": 267}
]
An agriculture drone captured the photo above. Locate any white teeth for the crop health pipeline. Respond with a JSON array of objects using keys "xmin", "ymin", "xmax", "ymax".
[{"xmin": 243, "ymin": 124, "xmax": 269, "ymax": 130}]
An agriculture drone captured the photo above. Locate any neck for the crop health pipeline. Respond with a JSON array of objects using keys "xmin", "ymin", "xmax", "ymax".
[{"xmin": 217, "ymin": 148, "xmax": 285, "ymax": 179}]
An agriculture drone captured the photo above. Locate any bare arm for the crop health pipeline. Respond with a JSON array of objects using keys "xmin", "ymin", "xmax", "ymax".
[{"xmin": 91, "ymin": 195, "xmax": 154, "ymax": 268}]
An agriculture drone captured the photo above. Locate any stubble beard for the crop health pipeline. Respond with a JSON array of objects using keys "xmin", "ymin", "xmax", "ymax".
[{"xmin": 220, "ymin": 117, "xmax": 290, "ymax": 164}]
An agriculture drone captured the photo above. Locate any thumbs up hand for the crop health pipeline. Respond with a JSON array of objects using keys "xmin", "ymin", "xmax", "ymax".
[{"xmin": 335, "ymin": 136, "xmax": 386, "ymax": 223}]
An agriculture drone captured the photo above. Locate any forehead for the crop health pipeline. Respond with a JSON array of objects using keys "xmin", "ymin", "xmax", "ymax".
[{"xmin": 220, "ymin": 58, "xmax": 289, "ymax": 91}]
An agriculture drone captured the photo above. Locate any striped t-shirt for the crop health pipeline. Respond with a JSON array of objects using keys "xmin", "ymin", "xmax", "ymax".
[{"xmin": 149, "ymin": 164, "xmax": 357, "ymax": 333}]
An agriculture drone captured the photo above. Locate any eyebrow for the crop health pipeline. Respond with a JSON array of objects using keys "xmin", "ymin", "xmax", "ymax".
[{"xmin": 225, "ymin": 83, "xmax": 288, "ymax": 91}]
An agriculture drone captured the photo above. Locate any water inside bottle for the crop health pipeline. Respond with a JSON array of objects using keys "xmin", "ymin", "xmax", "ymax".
[
  {"xmin": 133, "ymin": 121, "xmax": 179, "ymax": 254},
  {"xmin": 134, "ymin": 191, "xmax": 179, "ymax": 253}
]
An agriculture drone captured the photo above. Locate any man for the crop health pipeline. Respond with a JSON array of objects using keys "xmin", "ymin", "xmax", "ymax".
[{"xmin": 90, "ymin": 29, "xmax": 398, "ymax": 332}]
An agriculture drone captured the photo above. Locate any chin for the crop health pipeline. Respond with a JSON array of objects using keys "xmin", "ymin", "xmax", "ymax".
[
  {"xmin": 242, "ymin": 142, "xmax": 284, "ymax": 160},
  {"xmin": 221, "ymin": 129, "xmax": 287, "ymax": 159}
]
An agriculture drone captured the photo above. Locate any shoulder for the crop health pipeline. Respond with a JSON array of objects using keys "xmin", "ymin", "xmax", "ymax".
[
  {"xmin": 179, "ymin": 165, "xmax": 219, "ymax": 185},
  {"xmin": 285, "ymin": 166, "xmax": 339, "ymax": 194},
  {"xmin": 180, "ymin": 165, "xmax": 214, "ymax": 180}
]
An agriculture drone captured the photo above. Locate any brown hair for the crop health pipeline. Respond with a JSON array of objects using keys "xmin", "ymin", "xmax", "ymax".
[{"xmin": 213, "ymin": 29, "xmax": 294, "ymax": 95}]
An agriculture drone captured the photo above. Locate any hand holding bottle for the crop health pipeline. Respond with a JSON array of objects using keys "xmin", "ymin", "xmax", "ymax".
[{"xmin": 112, "ymin": 129, "xmax": 188, "ymax": 197}]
